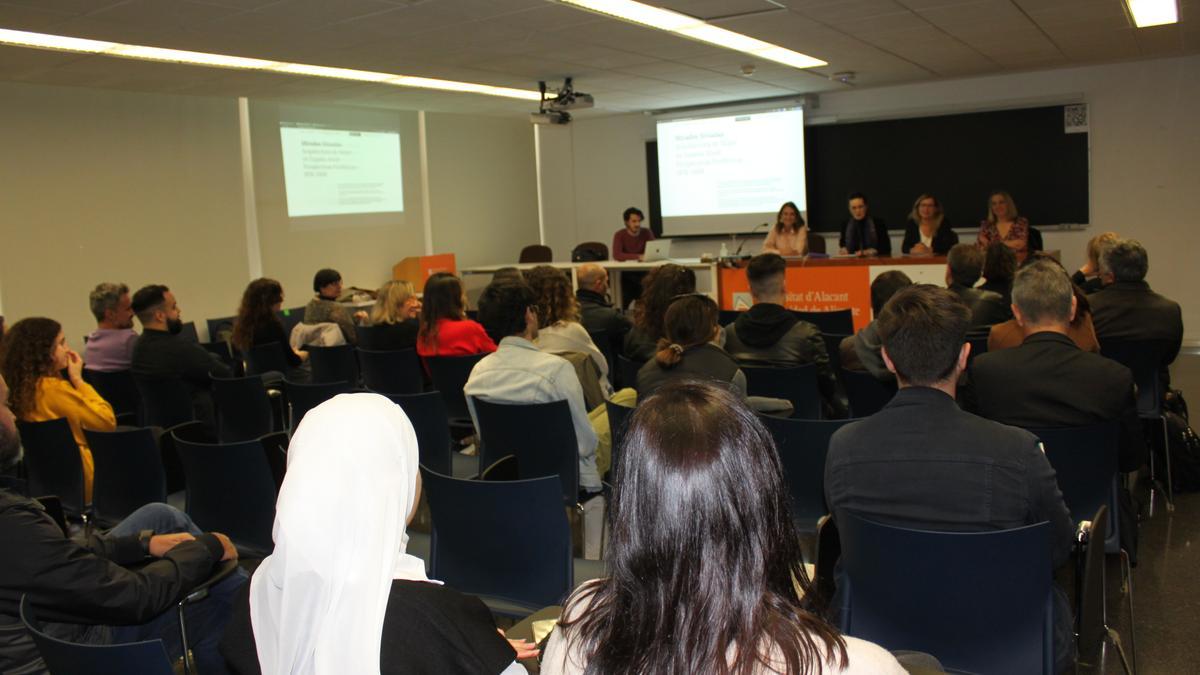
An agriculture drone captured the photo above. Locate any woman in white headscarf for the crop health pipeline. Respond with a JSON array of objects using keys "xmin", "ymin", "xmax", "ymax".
[{"xmin": 220, "ymin": 393, "xmax": 532, "ymax": 674}]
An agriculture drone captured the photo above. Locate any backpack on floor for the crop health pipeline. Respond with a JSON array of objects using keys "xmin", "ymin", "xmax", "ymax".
[{"xmin": 1163, "ymin": 410, "xmax": 1200, "ymax": 492}]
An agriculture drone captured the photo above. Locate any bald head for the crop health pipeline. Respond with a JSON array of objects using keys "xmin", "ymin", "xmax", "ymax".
[{"xmin": 577, "ymin": 264, "xmax": 608, "ymax": 293}]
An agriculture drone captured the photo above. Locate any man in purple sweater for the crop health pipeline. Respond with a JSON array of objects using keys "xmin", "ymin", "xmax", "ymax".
[{"xmin": 83, "ymin": 282, "xmax": 138, "ymax": 372}]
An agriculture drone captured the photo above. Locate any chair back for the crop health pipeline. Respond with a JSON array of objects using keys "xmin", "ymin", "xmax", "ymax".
[
  {"xmin": 358, "ymin": 348, "xmax": 423, "ymax": 395},
  {"xmin": 243, "ymin": 342, "xmax": 291, "ymax": 377},
  {"xmin": 762, "ymin": 416, "xmax": 857, "ymax": 532},
  {"xmin": 742, "ymin": 364, "xmax": 822, "ymax": 419},
  {"xmin": 386, "ymin": 392, "xmax": 458, "ymax": 476},
  {"xmin": 284, "ymin": 380, "xmax": 353, "ymax": 433},
  {"xmin": 205, "ymin": 316, "xmax": 236, "ymax": 345},
  {"xmin": 355, "ymin": 325, "xmax": 396, "ymax": 351},
  {"xmin": 605, "ymin": 400, "xmax": 635, "ymax": 485},
  {"xmin": 837, "ymin": 511, "xmax": 1054, "ymax": 674},
  {"xmin": 615, "ymin": 354, "xmax": 644, "ymax": 392},
  {"xmin": 179, "ymin": 321, "xmax": 200, "ymax": 343},
  {"xmin": 585, "ymin": 329, "xmax": 614, "ymax": 385},
  {"xmin": 133, "ymin": 375, "xmax": 196, "ymax": 429},
  {"xmin": 571, "ymin": 241, "xmax": 608, "ymax": 261},
  {"xmin": 211, "ymin": 374, "xmax": 275, "ymax": 443},
  {"xmin": 806, "ymin": 231, "xmax": 827, "ymax": 254},
  {"xmin": 15, "ymin": 418, "xmax": 85, "ymax": 517},
  {"xmin": 1077, "ymin": 505, "xmax": 1109, "ymax": 662},
  {"xmin": 472, "ymin": 397, "xmax": 579, "ymax": 504},
  {"xmin": 84, "ymin": 427, "xmax": 167, "ymax": 525},
  {"xmin": 518, "ymin": 244, "xmax": 553, "ymax": 263},
  {"xmin": 793, "ymin": 309, "xmax": 852, "ymax": 335},
  {"xmin": 277, "ymin": 306, "xmax": 306, "ymax": 341},
  {"xmin": 1028, "ymin": 423, "xmax": 1120, "ymax": 547},
  {"xmin": 823, "ymin": 333, "xmax": 848, "ymax": 374},
  {"xmin": 422, "ymin": 469, "xmax": 572, "ymax": 613},
  {"xmin": 172, "ymin": 433, "xmax": 278, "ymax": 555},
  {"xmin": 20, "ymin": 595, "xmax": 174, "ymax": 675},
  {"xmin": 840, "ymin": 368, "xmax": 895, "ymax": 417},
  {"xmin": 1099, "ymin": 338, "xmax": 1175, "ymax": 416},
  {"xmin": 427, "ymin": 353, "xmax": 487, "ymax": 422},
  {"xmin": 307, "ymin": 344, "xmax": 359, "ymax": 384},
  {"xmin": 201, "ymin": 341, "xmax": 242, "ymax": 376},
  {"xmin": 966, "ymin": 330, "xmax": 989, "ymax": 367},
  {"xmin": 82, "ymin": 369, "xmax": 141, "ymax": 425}
]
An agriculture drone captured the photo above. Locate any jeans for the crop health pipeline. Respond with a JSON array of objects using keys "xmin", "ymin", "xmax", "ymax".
[{"xmin": 102, "ymin": 503, "xmax": 247, "ymax": 675}]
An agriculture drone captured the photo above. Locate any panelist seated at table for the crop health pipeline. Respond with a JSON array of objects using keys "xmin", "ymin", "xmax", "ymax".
[
  {"xmin": 838, "ymin": 192, "xmax": 891, "ymax": 257},
  {"xmin": 761, "ymin": 201, "xmax": 810, "ymax": 257},
  {"xmin": 976, "ymin": 190, "xmax": 1030, "ymax": 263},
  {"xmin": 611, "ymin": 206, "xmax": 654, "ymax": 262},
  {"xmin": 901, "ymin": 193, "xmax": 959, "ymax": 256}
]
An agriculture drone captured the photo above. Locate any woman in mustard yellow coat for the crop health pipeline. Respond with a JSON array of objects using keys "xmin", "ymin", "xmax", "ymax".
[{"xmin": 0, "ymin": 317, "xmax": 115, "ymax": 502}]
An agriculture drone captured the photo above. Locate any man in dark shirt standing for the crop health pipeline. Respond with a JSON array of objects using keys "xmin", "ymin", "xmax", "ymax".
[
  {"xmin": 824, "ymin": 284, "xmax": 1074, "ymax": 673},
  {"xmin": 131, "ymin": 284, "xmax": 232, "ymax": 423}
]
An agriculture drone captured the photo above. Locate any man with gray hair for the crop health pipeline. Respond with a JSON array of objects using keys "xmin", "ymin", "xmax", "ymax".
[
  {"xmin": 84, "ymin": 282, "xmax": 138, "ymax": 372},
  {"xmin": 968, "ymin": 259, "xmax": 1145, "ymax": 473},
  {"xmin": 1090, "ymin": 238, "xmax": 1183, "ymax": 389}
]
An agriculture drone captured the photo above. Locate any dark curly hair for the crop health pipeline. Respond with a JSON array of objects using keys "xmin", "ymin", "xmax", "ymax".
[
  {"xmin": 525, "ymin": 265, "xmax": 579, "ymax": 328},
  {"xmin": 0, "ymin": 317, "xmax": 62, "ymax": 419},
  {"xmin": 633, "ymin": 264, "xmax": 696, "ymax": 342},
  {"xmin": 232, "ymin": 278, "xmax": 285, "ymax": 352}
]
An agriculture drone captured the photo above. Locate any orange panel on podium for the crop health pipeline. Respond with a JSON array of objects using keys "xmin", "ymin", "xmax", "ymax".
[{"xmin": 393, "ymin": 254, "xmax": 457, "ymax": 285}]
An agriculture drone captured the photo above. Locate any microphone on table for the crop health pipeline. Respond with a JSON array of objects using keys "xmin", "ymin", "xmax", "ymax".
[{"xmin": 732, "ymin": 222, "xmax": 770, "ymax": 258}]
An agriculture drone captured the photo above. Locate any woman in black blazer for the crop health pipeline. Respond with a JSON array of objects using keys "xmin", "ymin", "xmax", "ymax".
[
  {"xmin": 838, "ymin": 192, "xmax": 891, "ymax": 256},
  {"xmin": 901, "ymin": 193, "xmax": 959, "ymax": 255}
]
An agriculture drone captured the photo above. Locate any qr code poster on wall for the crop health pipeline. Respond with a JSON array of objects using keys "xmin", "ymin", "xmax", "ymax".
[{"xmin": 1064, "ymin": 104, "xmax": 1089, "ymax": 134}]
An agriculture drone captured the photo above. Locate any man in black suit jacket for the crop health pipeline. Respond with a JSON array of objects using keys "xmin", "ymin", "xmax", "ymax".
[
  {"xmin": 969, "ymin": 260, "xmax": 1146, "ymax": 472},
  {"xmin": 945, "ymin": 244, "xmax": 1009, "ymax": 327},
  {"xmin": 825, "ymin": 284, "xmax": 1075, "ymax": 673},
  {"xmin": 1089, "ymin": 239, "xmax": 1183, "ymax": 388}
]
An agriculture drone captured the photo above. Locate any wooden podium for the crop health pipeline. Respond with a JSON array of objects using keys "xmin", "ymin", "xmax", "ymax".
[{"xmin": 393, "ymin": 254, "xmax": 457, "ymax": 285}]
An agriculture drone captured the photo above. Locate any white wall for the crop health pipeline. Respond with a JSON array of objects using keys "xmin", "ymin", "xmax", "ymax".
[{"xmin": 540, "ymin": 54, "xmax": 1200, "ymax": 339}]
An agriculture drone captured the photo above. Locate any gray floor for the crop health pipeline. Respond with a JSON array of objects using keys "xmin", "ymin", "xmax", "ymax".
[{"xmin": 1082, "ymin": 351, "xmax": 1200, "ymax": 674}]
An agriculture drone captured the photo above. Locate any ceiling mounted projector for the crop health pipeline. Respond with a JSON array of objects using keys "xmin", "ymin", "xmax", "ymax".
[{"xmin": 532, "ymin": 78, "xmax": 593, "ymax": 125}]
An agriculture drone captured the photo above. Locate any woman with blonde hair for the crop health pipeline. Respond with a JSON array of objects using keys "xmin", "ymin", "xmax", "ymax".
[
  {"xmin": 0, "ymin": 317, "xmax": 115, "ymax": 502},
  {"xmin": 366, "ymin": 280, "xmax": 422, "ymax": 350},
  {"xmin": 524, "ymin": 266, "xmax": 609, "ymax": 385},
  {"xmin": 977, "ymin": 190, "xmax": 1030, "ymax": 262},
  {"xmin": 1072, "ymin": 231, "xmax": 1118, "ymax": 294},
  {"xmin": 901, "ymin": 193, "xmax": 958, "ymax": 255}
]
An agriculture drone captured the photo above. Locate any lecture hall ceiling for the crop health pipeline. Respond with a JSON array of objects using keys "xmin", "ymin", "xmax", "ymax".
[{"xmin": 0, "ymin": 0, "xmax": 1195, "ymax": 115}]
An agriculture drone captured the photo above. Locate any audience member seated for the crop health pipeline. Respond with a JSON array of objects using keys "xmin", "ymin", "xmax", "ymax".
[
  {"xmin": 0, "ymin": 377, "xmax": 243, "ymax": 674},
  {"xmin": 0, "ymin": 318, "xmax": 116, "ymax": 503},
  {"xmin": 838, "ymin": 192, "xmax": 891, "ymax": 257},
  {"xmin": 1071, "ymin": 231, "xmax": 1118, "ymax": 294},
  {"xmin": 575, "ymin": 263, "xmax": 630, "ymax": 339},
  {"xmin": 824, "ymin": 284, "xmax": 1075, "ymax": 674},
  {"xmin": 839, "ymin": 271, "xmax": 913, "ymax": 382},
  {"xmin": 232, "ymin": 278, "xmax": 310, "ymax": 382},
  {"xmin": 131, "ymin": 284, "xmax": 233, "ymax": 423},
  {"xmin": 988, "ymin": 256, "xmax": 1099, "ymax": 353},
  {"xmin": 491, "ymin": 267, "xmax": 524, "ymax": 283},
  {"xmin": 542, "ymin": 381, "xmax": 905, "ymax": 675},
  {"xmin": 526, "ymin": 265, "xmax": 611, "ymax": 388},
  {"xmin": 303, "ymin": 268, "xmax": 358, "ymax": 345},
  {"xmin": 969, "ymin": 259, "xmax": 1145, "ymax": 471},
  {"xmin": 623, "ymin": 263, "xmax": 696, "ymax": 361},
  {"xmin": 976, "ymin": 190, "xmax": 1031, "ymax": 263},
  {"xmin": 466, "ymin": 280, "xmax": 603, "ymax": 553},
  {"xmin": 1089, "ymin": 238, "xmax": 1184, "ymax": 390},
  {"xmin": 945, "ymin": 243, "xmax": 1008, "ymax": 327},
  {"xmin": 416, "ymin": 273, "xmax": 497, "ymax": 358},
  {"xmin": 901, "ymin": 193, "xmax": 958, "ymax": 255},
  {"xmin": 83, "ymin": 282, "xmax": 138, "ymax": 372},
  {"xmin": 724, "ymin": 254, "xmax": 845, "ymax": 416},
  {"xmin": 978, "ymin": 241, "xmax": 1016, "ymax": 317},
  {"xmin": 636, "ymin": 294, "xmax": 746, "ymax": 400},
  {"xmin": 762, "ymin": 201, "xmax": 809, "ymax": 257},
  {"xmin": 220, "ymin": 393, "xmax": 533, "ymax": 674},
  {"xmin": 611, "ymin": 206, "xmax": 654, "ymax": 262},
  {"xmin": 364, "ymin": 279, "xmax": 421, "ymax": 351}
]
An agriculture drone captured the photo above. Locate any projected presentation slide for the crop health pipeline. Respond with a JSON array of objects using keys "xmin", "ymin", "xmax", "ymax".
[
  {"xmin": 657, "ymin": 108, "xmax": 806, "ymax": 236},
  {"xmin": 280, "ymin": 125, "xmax": 404, "ymax": 218}
]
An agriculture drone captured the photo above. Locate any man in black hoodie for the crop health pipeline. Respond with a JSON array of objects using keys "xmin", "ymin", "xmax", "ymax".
[{"xmin": 723, "ymin": 254, "xmax": 845, "ymax": 417}]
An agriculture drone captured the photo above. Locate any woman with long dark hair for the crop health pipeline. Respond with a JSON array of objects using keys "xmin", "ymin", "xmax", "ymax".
[
  {"xmin": 622, "ymin": 264, "xmax": 696, "ymax": 361},
  {"xmin": 416, "ymin": 273, "xmax": 496, "ymax": 357},
  {"xmin": 231, "ymin": 278, "xmax": 309, "ymax": 381},
  {"xmin": 762, "ymin": 201, "xmax": 809, "ymax": 257},
  {"xmin": 0, "ymin": 317, "xmax": 115, "ymax": 502},
  {"xmin": 542, "ymin": 381, "xmax": 903, "ymax": 674}
]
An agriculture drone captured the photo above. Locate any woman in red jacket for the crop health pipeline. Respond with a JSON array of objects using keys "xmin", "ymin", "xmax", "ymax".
[{"xmin": 416, "ymin": 273, "xmax": 497, "ymax": 357}]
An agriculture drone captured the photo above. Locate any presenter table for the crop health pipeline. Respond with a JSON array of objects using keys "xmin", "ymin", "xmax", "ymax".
[
  {"xmin": 718, "ymin": 256, "xmax": 947, "ymax": 333},
  {"xmin": 460, "ymin": 259, "xmax": 720, "ymax": 307}
]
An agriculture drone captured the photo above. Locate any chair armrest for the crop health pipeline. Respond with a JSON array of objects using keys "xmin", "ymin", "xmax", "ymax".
[{"xmin": 182, "ymin": 559, "xmax": 240, "ymax": 607}]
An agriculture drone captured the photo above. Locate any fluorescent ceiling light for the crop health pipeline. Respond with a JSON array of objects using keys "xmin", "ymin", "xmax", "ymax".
[
  {"xmin": 556, "ymin": 0, "xmax": 826, "ymax": 69},
  {"xmin": 0, "ymin": 28, "xmax": 543, "ymax": 100},
  {"xmin": 1125, "ymin": 0, "xmax": 1179, "ymax": 27}
]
